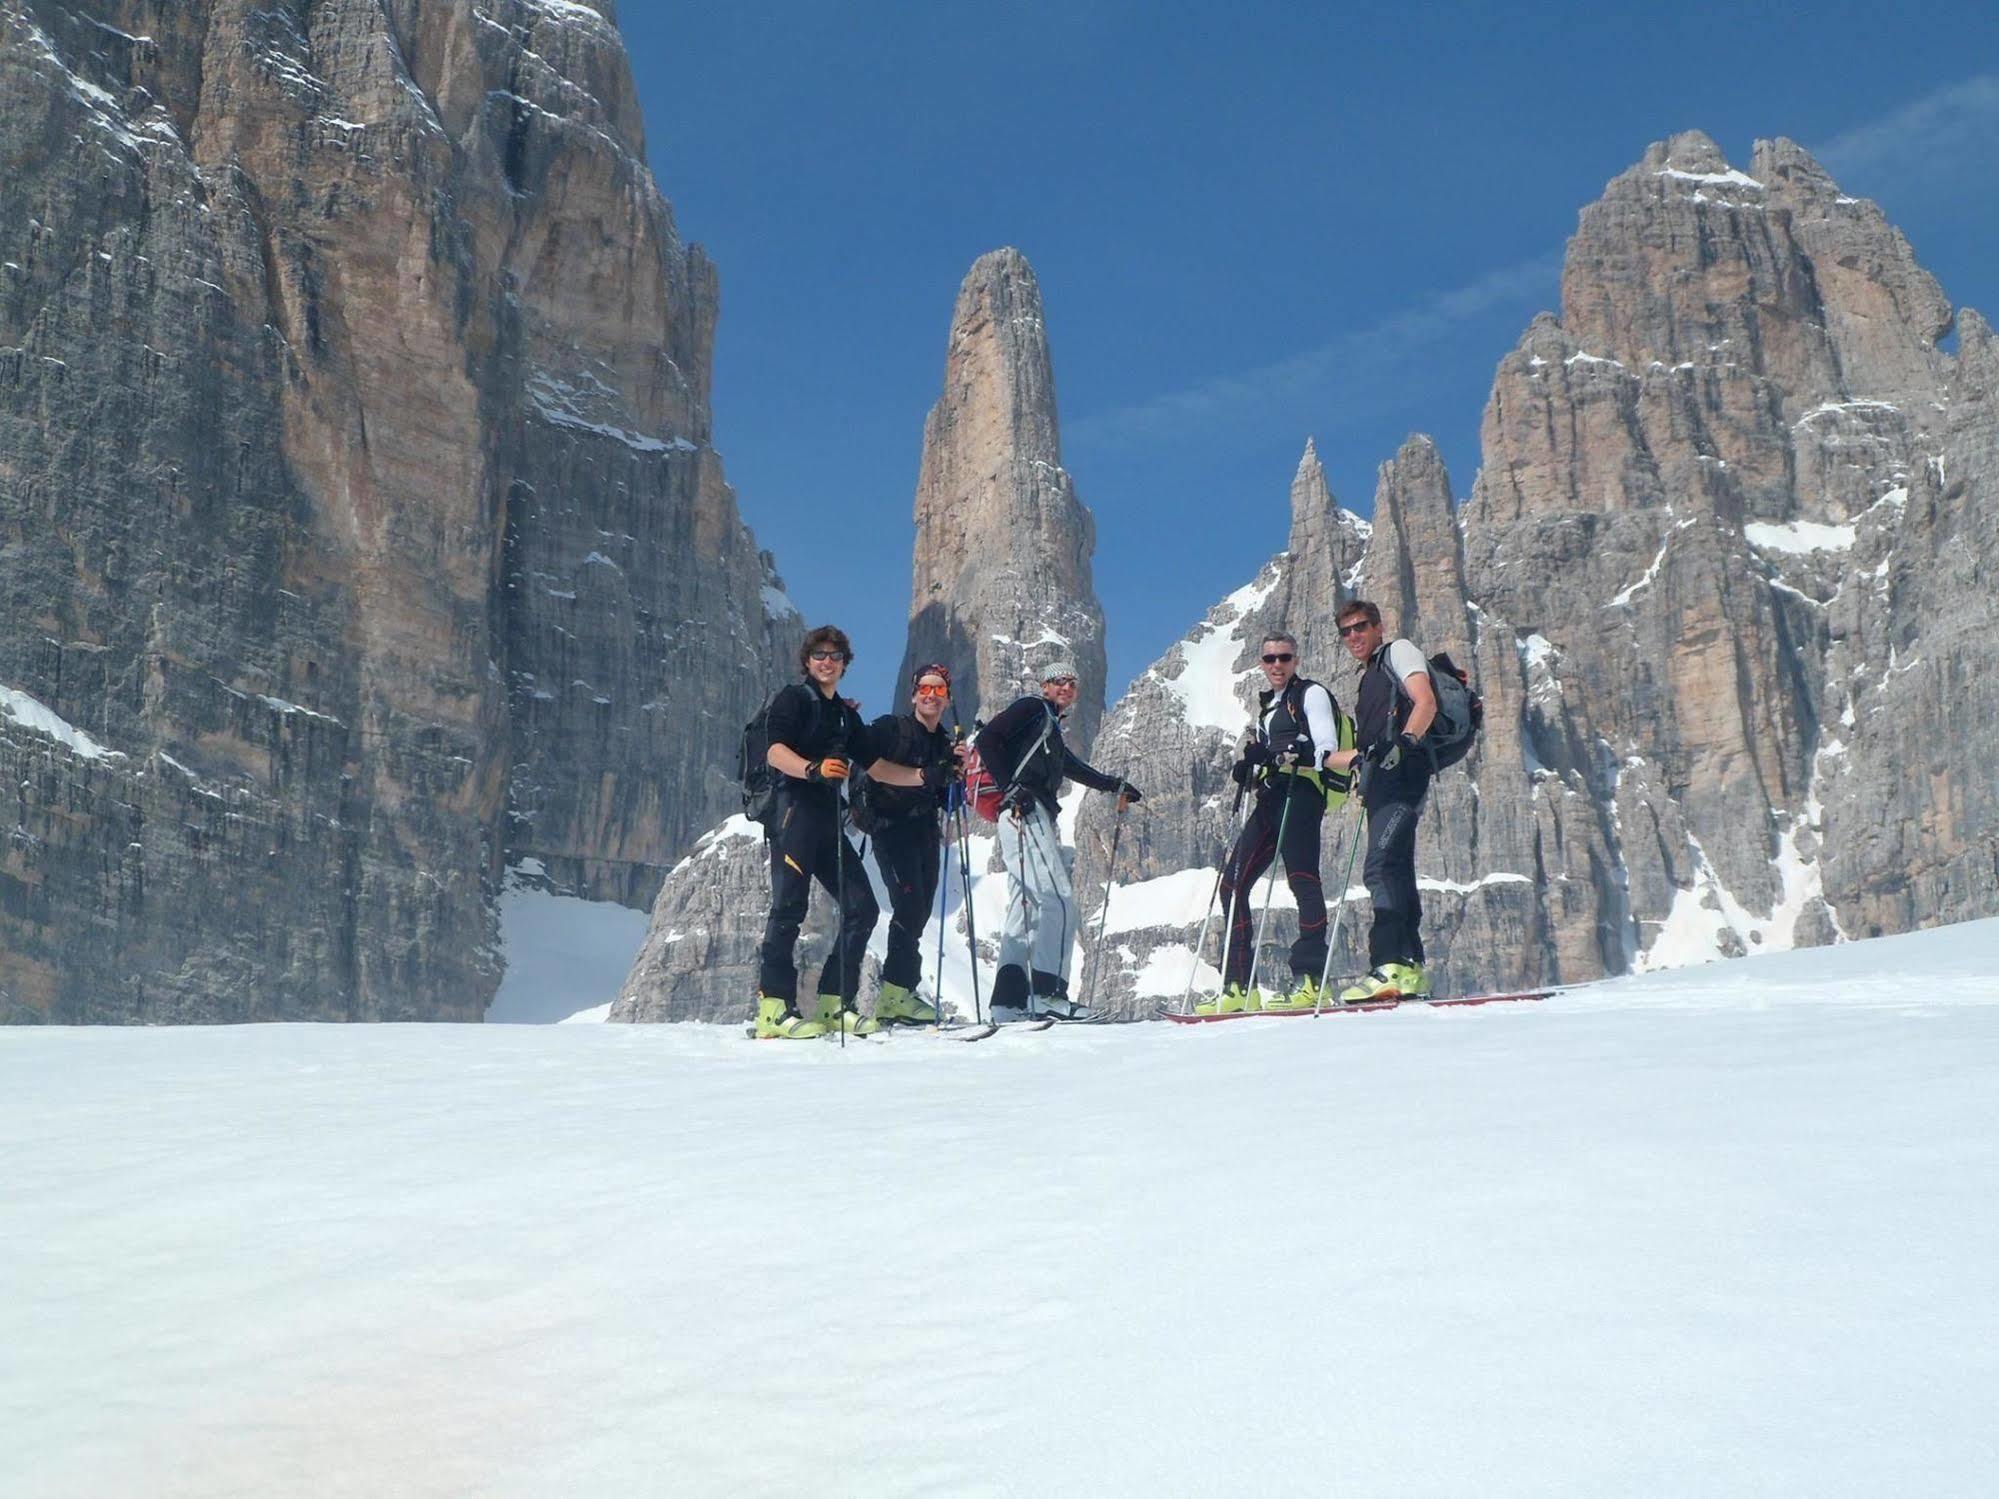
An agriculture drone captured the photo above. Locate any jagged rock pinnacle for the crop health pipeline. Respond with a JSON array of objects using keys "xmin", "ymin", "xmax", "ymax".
[{"xmin": 898, "ymin": 249, "xmax": 1108, "ymax": 749}]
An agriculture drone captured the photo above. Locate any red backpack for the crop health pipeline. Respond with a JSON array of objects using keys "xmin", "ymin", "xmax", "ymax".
[
  {"xmin": 962, "ymin": 702, "xmax": 1058, "ymax": 822},
  {"xmin": 961, "ymin": 743, "xmax": 1007, "ymax": 821}
]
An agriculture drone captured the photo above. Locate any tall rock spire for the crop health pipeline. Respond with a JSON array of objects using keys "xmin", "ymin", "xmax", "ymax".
[{"xmin": 898, "ymin": 249, "xmax": 1108, "ymax": 750}]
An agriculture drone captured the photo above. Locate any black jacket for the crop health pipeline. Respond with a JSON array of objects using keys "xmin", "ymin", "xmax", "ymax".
[
  {"xmin": 767, "ymin": 681, "xmax": 867, "ymax": 807},
  {"xmin": 865, "ymin": 712, "xmax": 954, "ymax": 823},
  {"xmin": 973, "ymin": 695, "xmax": 1121, "ymax": 816}
]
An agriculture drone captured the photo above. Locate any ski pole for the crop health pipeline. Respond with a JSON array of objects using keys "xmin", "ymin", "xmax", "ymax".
[
  {"xmin": 835, "ymin": 797, "xmax": 847, "ymax": 1050},
  {"xmin": 957, "ymin": 802, "xmax": 984, "ymax": 1024},
  {"xmin": 1182, "ymin": 776, "xmax": 1250, "ymax": 1012},
  {"xmin": 934, "ymin": 791, "xmax": 951, "ymax": 1023},
  {"xmin": 1082, "ymin": 791, "xmax": 1130, "ymax": 1016},
  {"xmin": 1243, "ymin": 772, "xmax": 1299, "ymax": 1004},
  {"xmin": 1316, "ymin": 795, "xmax": 1366, "ymax": 1013}
]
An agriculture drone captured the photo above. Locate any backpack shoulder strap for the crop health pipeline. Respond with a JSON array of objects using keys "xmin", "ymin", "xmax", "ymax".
[{"xmin": 1009, "ymin": 700, "xmax": 1060, "ymax": 785}]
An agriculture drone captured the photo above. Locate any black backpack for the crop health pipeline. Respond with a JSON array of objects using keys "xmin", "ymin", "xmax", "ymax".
[
  {"xmin": 846, "ymin": 766, "xmax": 878, "ymax": 837},
  {"xmin": 741, "ymin": 685, "xmax": 865, "ymax": 829},
  {"xmin": 1417, "ymin": 651, "xmax": 1483, "ymax": 771},
  {"xmin": 739, "ymin": 691, "xmax": 785, "ymax": 828}
]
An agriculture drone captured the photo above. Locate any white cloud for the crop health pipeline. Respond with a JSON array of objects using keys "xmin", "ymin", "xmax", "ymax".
[
  {"xmin": 1816, "ymin": 74, "xmax": 1999, "ymax": 187},
  {"xmin": 1068, "ymin": 249, "xmax": 1562, "ymax": 451}
]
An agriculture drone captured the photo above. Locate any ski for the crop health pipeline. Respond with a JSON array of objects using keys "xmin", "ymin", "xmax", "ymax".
[
  {"xmin": 1158, "ymin": 989, "xmax": 1554, "ymax": 1024},
  {"xmin": 741, "ymin": 1019, "xmax": 1001, "ymax": 1041},
  {"xmin": 954, "ymin": 1017, "xmax": 1060, "ymax": 1040}
]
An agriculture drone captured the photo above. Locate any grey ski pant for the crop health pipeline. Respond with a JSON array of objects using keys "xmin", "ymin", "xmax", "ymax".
[{"xmin": 997, "ymin": 802, "xmax": 1075, "ymax": 987}]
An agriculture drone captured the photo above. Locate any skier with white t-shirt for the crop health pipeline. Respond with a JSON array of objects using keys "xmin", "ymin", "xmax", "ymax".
[{"xmin": 1324, "ymin": 599, "xmax": 1440, "ymax": 1001}]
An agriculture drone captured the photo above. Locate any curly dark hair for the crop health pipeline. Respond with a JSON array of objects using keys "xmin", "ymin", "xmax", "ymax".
[{"xmin": 798, "ymin": 625, "xmax": 853, "ymax": 673}]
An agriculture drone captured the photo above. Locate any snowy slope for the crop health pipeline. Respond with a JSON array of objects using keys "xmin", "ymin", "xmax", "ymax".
[
  {"xmin": 487, "ymin": 866, "xmax": 649, "ymax": 1023},
  {"xmin": 5, "ymin": 921, "xmax": 1998, "ymax": 1498}
]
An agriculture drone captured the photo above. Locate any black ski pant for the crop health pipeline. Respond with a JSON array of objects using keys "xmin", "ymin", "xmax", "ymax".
[
  {"xmin": 757, "ymin": 791, "xmax": 879, "ymax": 1005},
  {"xmin": 1362, "ymin": 794, "xmax": 1426, "ymax": 970},
  {"xmin": 1218, "ymin": 774, "xmax": 1326, "ymax": 989},
  {"xmin": 871, "ymin": 813, "xmax": 941, "ymax": 992}
]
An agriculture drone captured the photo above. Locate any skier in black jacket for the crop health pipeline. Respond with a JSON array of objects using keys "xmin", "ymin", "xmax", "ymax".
[
  {"xmin": 860, "ymin": 661, "xmax": 964, "ymax": 1026},
  {"xmin": 972, "ymin": 663, "xmax": 1140, "ymax": 1022},
  {"xmin": 1323, "ymin": 599, "xmax": 1439, "ymax": 1001},
  {"xmin": 754, "ymin": 625, "xmax": 882, "ymax": 1039},
  {"xmin": 1201, "ymin": 631, "xmax": 1355, "ymax": 1013}
]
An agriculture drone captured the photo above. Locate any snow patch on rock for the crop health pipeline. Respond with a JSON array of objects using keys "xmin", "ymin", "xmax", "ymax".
[
  {"xmin": 1745, "ymin": 519, "xmax": 1857, "ymax": 554},
  {"xmin": 1155, "ymin": 567, "xmax": 1282, "ymax": 734},
  {"xmin": 1, "ymin": 684, "xmax": 123, "ymax": 761}
]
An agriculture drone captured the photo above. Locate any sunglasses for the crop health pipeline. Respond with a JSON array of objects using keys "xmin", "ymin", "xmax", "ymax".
[
  {"xmin": 808, "ymin": 650, "xmax": 847, "ymax": 663},
  {"xmin": 1044, "ymin": 676, "xmax": 1078, "ymax": 687},
  {"xmin": 914, "ymin": 683, "xmax": 949, "ymax": 699},
  {"xmin": 1261, "ymin": 652, "xmax": 1294, "ymax": 664},
  {"xmin": 1338, "ymin": 622, "xmax": 1372, "ymax": 638}
]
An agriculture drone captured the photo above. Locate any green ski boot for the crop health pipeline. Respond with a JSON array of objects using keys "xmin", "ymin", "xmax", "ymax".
[
  {"xmin": 815, "ymin": 993, "xmax": 880, "ymax": 1037},
  {"xmin": 874, "ymin": 982, "xmax": 939, "ymax": 1026},
  {"xmin": 1194, "ymin": 984, "xmax": 1262, "ymax": 1016},
  {"xmin": 1337, "ymin": 964, "xmax": 1429, "ymax": 1003},
  {"xmin": 755, "ymin": 996, "xmax": 828, "ymax": 1040},
  {"xmin": 1386, "ymin": 961, "xmax": 1431, "ymax": 997},
  {"xmin": 1262, "ymin": 976, "xmax": 1325, "ymax": 1011}
]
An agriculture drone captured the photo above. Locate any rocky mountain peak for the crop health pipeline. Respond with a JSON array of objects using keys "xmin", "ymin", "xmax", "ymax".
[
  {"xmin": 1355, "ymin": 435, "xmax": 1469, "ymax": 655},
  {"xmin": 898, "ymin": 248, "xmax": 1107, "ymax": 749},
  {"xmin": 1285, "ymin": 437, "xmax": 1332, "ymax": 553},
  {"xmin": 1073, "ymin": 129, "xmax": 1993, "ymax": 1018}
]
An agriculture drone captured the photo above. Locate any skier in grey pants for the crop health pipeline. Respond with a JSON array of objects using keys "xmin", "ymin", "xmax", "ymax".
[{"xmin": 973, "ymin": 664, "xmax": 1141, "ymax": 1022}]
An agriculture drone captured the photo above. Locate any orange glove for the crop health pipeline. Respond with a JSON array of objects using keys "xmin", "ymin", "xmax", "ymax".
[{"xmin": 810, "ymin": 757, "xmax": 850, "ymax": 783}]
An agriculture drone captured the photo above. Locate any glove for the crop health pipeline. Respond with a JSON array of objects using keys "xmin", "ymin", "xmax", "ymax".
[
  {"xmin": 1000, "ymin": 784, "xmax": 1035, "ymax": 818},
  {"xmin": 1114, "ymin": 780, "xmax": 1143, "ymax": 804},
  {"xmin": 809, "ymin": 757, "xmax": 850, "ymax": 783},
  {"xmin": 1274, "ymin": 748, "xmax": 1300, "ymax": 770},
  {"xmin": 1230, "ymin": 757, "xmax": 1253, "ymax": 787},
  {"xmin": 920, "ymin": 762, "xmax": 955, "ymax": 795},
  {"xmin": 1241, "ymin": 740, "xmax": 1272, "ymax": 769},
  {"xmin": 1371, "ymin": 733, "xmax": 1421, "ymax": 772}
]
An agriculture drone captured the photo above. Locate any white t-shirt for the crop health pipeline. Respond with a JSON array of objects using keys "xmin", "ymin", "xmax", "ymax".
[{"xmin": 1383, "ymin": 638, "xmax": 1430, "ymax": 691}]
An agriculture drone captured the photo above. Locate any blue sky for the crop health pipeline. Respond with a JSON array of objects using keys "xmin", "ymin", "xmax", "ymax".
[{"xmin": 618, "ymin": 1, "xmax": 1999, "ymax": 712}]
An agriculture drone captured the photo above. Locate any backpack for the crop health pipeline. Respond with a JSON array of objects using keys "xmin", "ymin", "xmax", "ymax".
[
  {"xmin": 741, "ymin": 683, "xmax": 851, "ymax": 828},
  {"xmin": 1413, "ymin": 650, "xmax": 1482, "ymax": 771},
  {"xmin": 846, "ymin": 767, "xmax": 878, "ymax": 836},
  {"xmin": 963, "ymin": 701, "xmax": 1058, "ymax": 822},
  {"xmin": 738, "ymin": 690, "xmax": 785, "ymax": 828}
]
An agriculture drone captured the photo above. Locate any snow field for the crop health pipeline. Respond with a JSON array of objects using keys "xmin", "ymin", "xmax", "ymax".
[{"xmin": 5, "ymin": 920, "xmax": 1999, "ymax": 1497}]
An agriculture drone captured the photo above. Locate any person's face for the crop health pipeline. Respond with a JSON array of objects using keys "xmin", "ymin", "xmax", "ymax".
[
  {"xmin": 912, "ymin": 674, "xmax": 949, "ymax": 726},
  {"xmin": 1259, "ymin": 639, "xmax": 1297, "ymax": 691},
  {"xmin": 1041, "ymin": 676, "xmax": 1079, "ymax": 713},
  {"xmin": 1338, "ymin": 614, "xmax": 1381, "ymax": 664},
  {"xmin": 806, "ymin": 645, "xmax": 848, "ymax": 689}
]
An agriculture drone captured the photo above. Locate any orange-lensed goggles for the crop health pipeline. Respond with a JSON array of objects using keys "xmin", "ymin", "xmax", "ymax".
[{"xmin": 911, "ymin": 662, "xmax": 952, "ymax": 699}]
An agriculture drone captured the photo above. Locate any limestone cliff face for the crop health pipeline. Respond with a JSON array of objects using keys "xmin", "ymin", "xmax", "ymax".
[
  {"xmin": 898, "ymin": 248, "xmax": 1107, "ymax": 751},
  {"xmin": 1076, "ymin": 133, "xmax": 1993, "ymax": 1015},
  {"xmin": 0, "ymin": 0, "xmax": 794, "ymax": 1022},
  {"xmin": 616, "ymin": 246, "xmax": 1113, "ymax": 1023}
]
